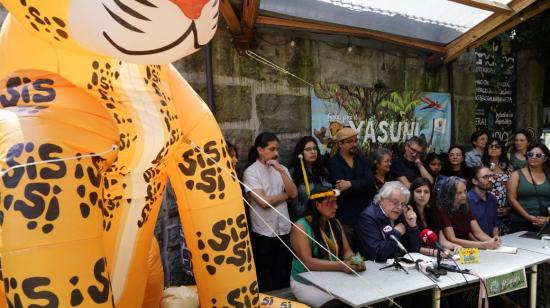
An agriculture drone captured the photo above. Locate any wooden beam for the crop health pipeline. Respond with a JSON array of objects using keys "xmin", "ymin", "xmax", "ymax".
[
  {"xmin": 219, "ymin": 0, "xmax": 242, "ymax": 35},
  {"xmin": 256, "ymin": 15, "xmax": 446, "ymax": 54},
  {"xmin": 469, "ymin": 0, "xmax": 550, "ymax": 51},
  {"xmin": 449, "ymin": 0, "xmax": 513, "ymax": 14},
  {"xmin": 242, "ymin": 0, "xmax": 260, "ymax": 31},
  {"xmin": 445, "ymin": 0, "xmax": 537, "ymax": 63}
]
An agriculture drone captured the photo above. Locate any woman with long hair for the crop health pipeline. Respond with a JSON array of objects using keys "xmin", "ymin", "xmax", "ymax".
[
  {"xmin": 371, "ymin": 147, "xmax": 393, "ymax": 192},
  {"xmin": 507, "ymin": 143, "xmax": 550, "ymax": 232},
  {"xmin": 290, "ymin": 136, "xmax": 331, "ymax": 221},
  {"xmin": 438, "ymin": 176, "xmax": 501, "ymax": 249},
  {"xmin": 481, "ymin": 137, "xmax": 512, "ymax": 234},
  {"xmin": 508, "ymin": 129, "xmax": 533, "ymax": 171},
  {"xmin": 409, "ymin": 178, "xmax": 460, "ymax": 257},
  {"xmin": 441, "ymin": 145, "xmax": 473, "ymax": 181},
  {"xmin": 290, "ymin": 186, "xmax": 365, "ymax": 307}
]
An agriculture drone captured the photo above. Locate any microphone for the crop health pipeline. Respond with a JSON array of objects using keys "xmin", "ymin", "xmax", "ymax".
[
  {"xmin": 416, "ymin": 260, "xmax": 440, "ymax": 278},
  {"xmin": 420, "ymin": 228, "xmax": 443, "ymax": 251},
  {"xmin": 389, "ymin": 234, "xmax": 408, "ymax": 254}
]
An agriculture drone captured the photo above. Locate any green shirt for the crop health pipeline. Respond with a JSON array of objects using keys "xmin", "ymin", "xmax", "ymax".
[
  {"xmin": 291, "ymin": 217, "xmax": 338, "ymax": 284},
  {"xmin": 510, "ymin": 152, "xmax": 527, "ymax": 171},
  {"xmin": 511, "ymin": 170, "xmax": 550, "ymax": 222}
]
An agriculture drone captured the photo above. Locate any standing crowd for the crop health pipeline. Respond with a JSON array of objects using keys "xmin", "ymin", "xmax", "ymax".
[{"xmin": 227, "ymin": 128, "xmax": 550, "ymax": 307}]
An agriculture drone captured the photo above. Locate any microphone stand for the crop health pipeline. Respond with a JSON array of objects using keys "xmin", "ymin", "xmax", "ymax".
[
  {"xmin": 434, "ymin": 248, "xmax": 447, "ymax": 276},
  {"xmin": 379, "ymin": 249, "xmax": 408, "ymax": 274}
]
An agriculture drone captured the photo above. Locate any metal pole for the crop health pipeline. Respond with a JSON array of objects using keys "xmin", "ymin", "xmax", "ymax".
[
  {"xmin": 447, "ymin": 61, "xmax": 455, "ymax": 145},
  {"xmin": 205, "ymin": 42, "xmax": 215, "ymax": 111}
]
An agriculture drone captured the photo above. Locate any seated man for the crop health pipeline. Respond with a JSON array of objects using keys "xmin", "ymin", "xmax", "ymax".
[
  {"xmin": 468, "ymin": 166, "xmax": 499, "ymax": 237},
  {"xmin": 356, "ymin": 181, "xmax": 422, "ymax": 262},
  {"xmin": 391, "ymin": 136, "xmax": 433, "ymax": 188}
]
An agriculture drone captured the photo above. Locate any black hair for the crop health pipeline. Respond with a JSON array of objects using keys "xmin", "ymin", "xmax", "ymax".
[
  {"xmin": 526, "ymin": 143, "xmax": 550, "ymax": 175},
  {"xmin": 305, "ymin": 186, "xmax": 344, "ymax": 260},
  {"xmin": 470, "ymin": 129, "xmax": 489, "ymax": 148},
  {"xmin": 406, "ymin": 136, "xmax": 427, "ymax": 149},
  {"xmin": 438, "ymin": 176, "xmax": 468, "ymax": 215},
  {"xmin": 510, "ymin": 129, "xmax": 533, "ymax": 153},
  {"xmin": 481, "ymin": 137, "xmax": 510, "ymax": 170},
  {"xmin": 424, "ymin": 152, "xmax": 443, "ymax": 176},
  {"xmin": 247, "ymin": 132, "xmax": 279, "ymax": 167},
  {"xmin": 291, "ymin": 136, "xmax": 329, "ymax": 186},
  {"xmin": 409, "ymin": 178, "xmax": 441, "ymax": 231},
  {"xmin": 442, "ymin": 145, "xmax": 468, "ymax": 173}
]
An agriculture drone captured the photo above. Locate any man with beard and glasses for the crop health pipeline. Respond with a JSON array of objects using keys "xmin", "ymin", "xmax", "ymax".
[
  {"xmin": 391, "ymin": 136, "xmax": 433, "ymax": 189},
  {"xmin": 328, "ymin": 127, "xmax": 375, "ymax": 249},
  {"xmin": 468, "ymin": 166, "xmax": 500, "ymax": 237},
  {"xmin": 244, "ymin": 132, "xmax": 298, "ymax": 292}
]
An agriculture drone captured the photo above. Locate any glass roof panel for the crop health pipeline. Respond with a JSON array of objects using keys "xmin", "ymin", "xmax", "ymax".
[{"xmin": 259, "ymin": 0, "xmax": 513, "ymax": 44}]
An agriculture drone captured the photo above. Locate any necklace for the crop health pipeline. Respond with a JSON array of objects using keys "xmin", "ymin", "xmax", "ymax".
[{"xmin": 321, "ymin": 220, "xmax": 339, "ymax": 261}]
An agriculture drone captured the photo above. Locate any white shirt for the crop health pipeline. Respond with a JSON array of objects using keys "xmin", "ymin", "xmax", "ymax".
[{"xmin": 243, "ymin": 160, "xmax": 292, "ymax": 237}]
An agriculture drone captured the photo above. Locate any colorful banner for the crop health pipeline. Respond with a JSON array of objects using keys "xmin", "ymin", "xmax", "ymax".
[
  {"xmin": 475, "ymin": 36, "xmax": 516, "ymax": 143},
  {"xmin": 311, "ymin": 84, "xmax": 451, "ymax": 155}
]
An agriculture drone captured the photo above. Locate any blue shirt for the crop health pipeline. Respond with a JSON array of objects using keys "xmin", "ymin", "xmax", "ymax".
[
  {"xmin": 468, "ymin": 189, "xmax": 499, "ymax": 236},
  {"xmin": 356, "ymin": 203, "xmax": 422, "ymax": 262},
  {"xmin": 465, "ymin": 149, "xmax": 483, "ymax": 168}
]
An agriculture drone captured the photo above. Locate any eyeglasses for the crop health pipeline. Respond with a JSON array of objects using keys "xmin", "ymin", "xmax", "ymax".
[
  {"xmin": 304, "ymin": 147, "xmax": 318, "ymax": 152},
  {"xmin": 385, "ymin": 198, "xmax": 406, "ymax": 209},
  {"xmin": 477, "ymin": 174, "xmax": 494, "ymax": 180},
  {"xmin": 489, "ymin": 144, "xmax": 501, "ymax": 149},
  {"xmin": 527, "ymin": 152, "xmax": 546, "ymax": 159},
  {"xmin": 342, "ymin": 138, "xmax": 358, "ymax": 144},
  {"xmin": 407, "ymin": 144, "xmax": 423, "ymax": 155}
]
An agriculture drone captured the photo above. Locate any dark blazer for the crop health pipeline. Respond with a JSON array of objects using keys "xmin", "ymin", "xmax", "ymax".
[{"xmin": 356, "ymin": 203, "xmax": 422, "ymax": 262}]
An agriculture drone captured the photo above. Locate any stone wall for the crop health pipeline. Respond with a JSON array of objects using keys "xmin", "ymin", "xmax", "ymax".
[{"xmin": 178, "ymin": 29, "xmax": 450, "ymax": 166}]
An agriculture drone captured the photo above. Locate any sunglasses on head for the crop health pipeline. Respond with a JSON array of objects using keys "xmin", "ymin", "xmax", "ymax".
[{"xmin": 527, "ymin": 152, "xmax": 546, "ymax": 159}]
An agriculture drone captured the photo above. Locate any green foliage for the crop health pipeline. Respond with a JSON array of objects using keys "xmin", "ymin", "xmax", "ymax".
[{"xmin": 376, "ymin": 91, "xmax": 421, "ymax": 121}]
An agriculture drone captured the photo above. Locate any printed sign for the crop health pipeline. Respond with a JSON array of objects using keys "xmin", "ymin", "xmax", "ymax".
[
  {"xmin": 474, "ymin": 36, "xmax": 516, "ymax": 143},
  {"xmin": 486, "ymin": 267, "xmax": 527, "ymax": 297},
  {"xmin": 458, "ymin": 248, "xmax": 480, "ymax": 264},
  {"xmin": 311, "ymin": 84, "xmax": 452, "ymax": 155}
]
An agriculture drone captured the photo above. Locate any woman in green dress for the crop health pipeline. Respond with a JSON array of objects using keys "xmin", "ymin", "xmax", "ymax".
[{"xmin": 507, "ymin": 143, "xmax": 550, "ymax": 232}]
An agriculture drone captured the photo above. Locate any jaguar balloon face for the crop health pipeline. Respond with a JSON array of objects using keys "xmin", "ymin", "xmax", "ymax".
[{"xmin": 1, "ymin": 0, "xmax": 219, "ymax": 64}]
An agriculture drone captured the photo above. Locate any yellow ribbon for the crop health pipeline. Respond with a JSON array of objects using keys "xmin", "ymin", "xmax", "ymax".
[{"xmin": 299, "ymin": 155, "xmax": 311, "ymax": 196}]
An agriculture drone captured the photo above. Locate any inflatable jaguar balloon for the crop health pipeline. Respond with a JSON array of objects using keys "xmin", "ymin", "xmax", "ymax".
[{"xmin": 0, "ymin": 0, "xmax": 266, "ymax": 306}]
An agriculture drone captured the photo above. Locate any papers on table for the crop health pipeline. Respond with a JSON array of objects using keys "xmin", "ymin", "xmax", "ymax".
[{"xmin": 487, "ymin": 245, "xmax": 517, "ymax": 254}]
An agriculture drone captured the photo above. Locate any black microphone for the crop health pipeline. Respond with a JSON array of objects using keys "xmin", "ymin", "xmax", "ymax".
[
  {"xmin": 389, "ymin": 234, "xmax": 408, "ymax": 254},
  {"xmin": 415, "ymin": 260, "xmax": 440, "ymax": 278}
]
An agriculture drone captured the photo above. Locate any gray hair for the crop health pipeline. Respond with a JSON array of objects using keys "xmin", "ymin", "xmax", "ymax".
[
  {"xmin": 374, "ymin": 181, "xmax": 410, "ymax": 204},
  {"xmin": 371, "ymin": 147, "xmax": 392, "ymax": 163},
  {"xmin": 438, "ymin": 176, "xmax": 468, "ymax": 214}
]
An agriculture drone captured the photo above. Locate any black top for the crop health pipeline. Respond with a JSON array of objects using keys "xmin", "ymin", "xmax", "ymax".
[
  {"xmin": 441, "ymin": 166, "xmax": 474, "ymax": 181},
  {"xmin": 390, "ymin": 156, "xmax": 420, "ymax": 183},
  {"xmin": 328, "ymin": 152, "xmax": 375, "ymax": 225}
]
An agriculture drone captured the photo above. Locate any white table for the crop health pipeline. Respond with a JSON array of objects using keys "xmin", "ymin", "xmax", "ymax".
[
  {"xmin": 299, "ymin": 233, "xmax": 550, "ymax": 308},
  {"xmin": 430, "ymin": 248, "xmax": 550, "ymax": 308},
  {"xmin": 299, "ymin": 259, "xmax": 435, "ymax": 307},
  {"xmin": 502, "ymin": 231, "xmax": 550, "ymax": 256}
]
